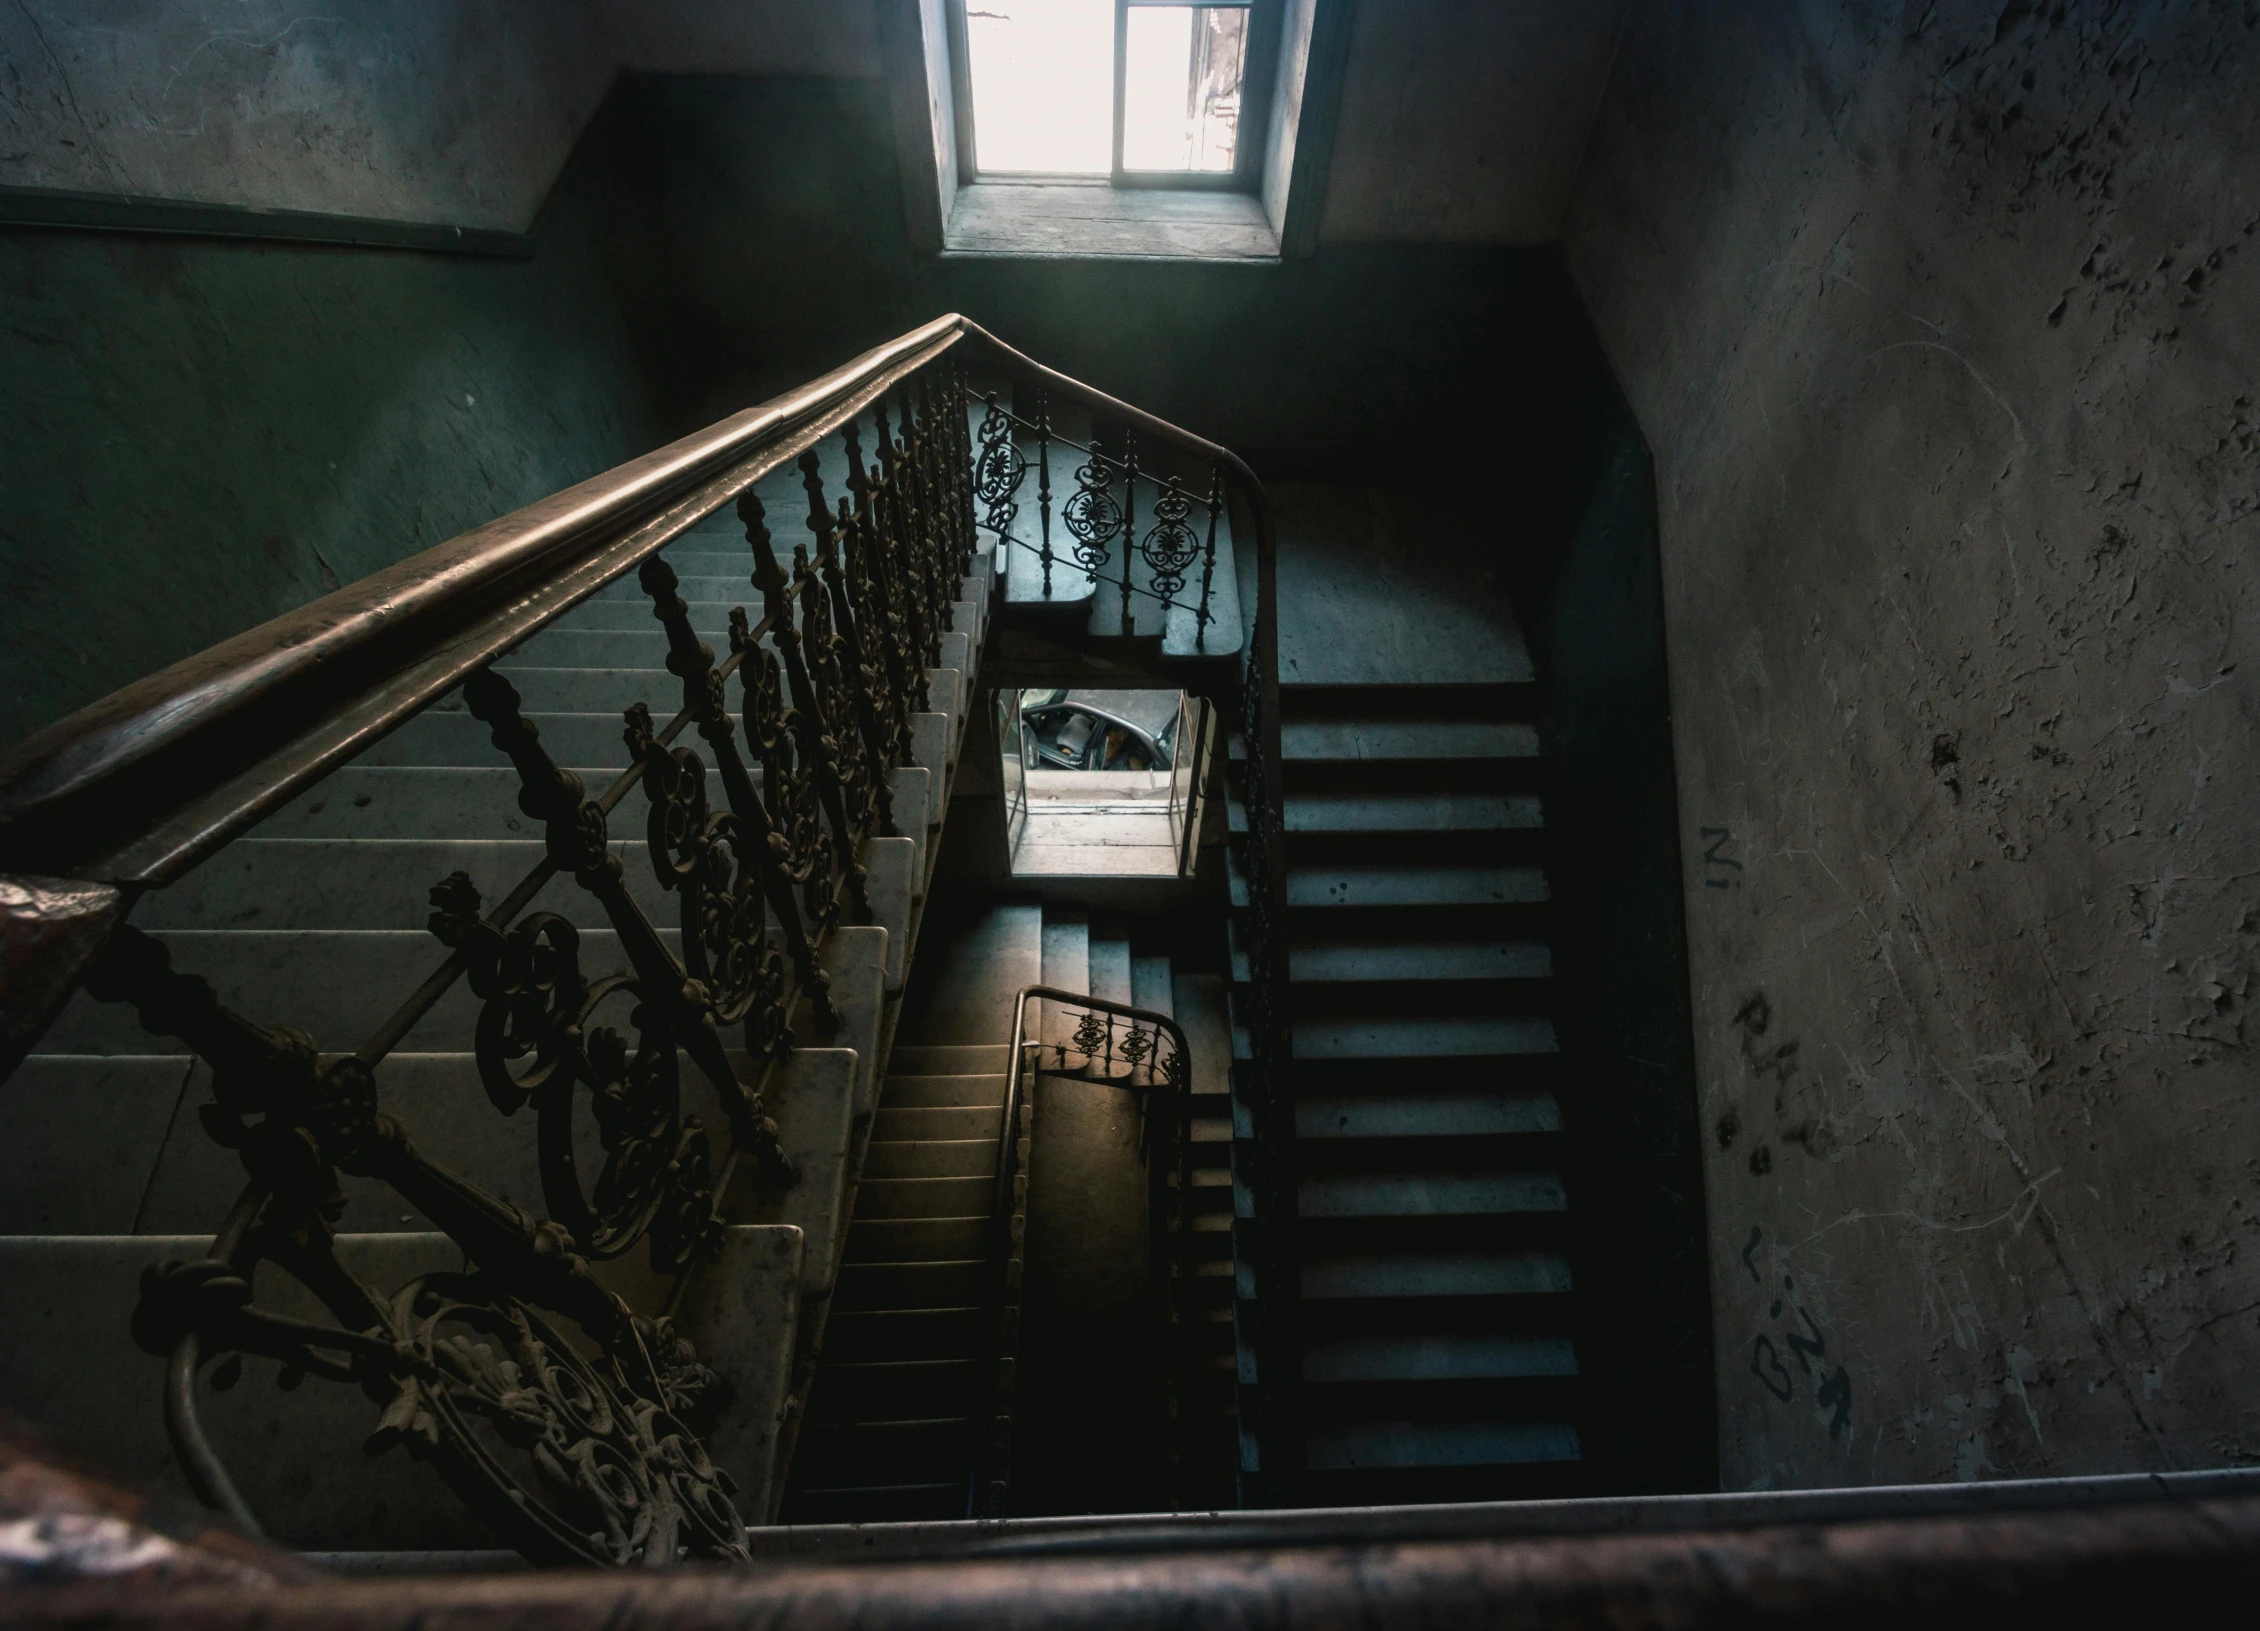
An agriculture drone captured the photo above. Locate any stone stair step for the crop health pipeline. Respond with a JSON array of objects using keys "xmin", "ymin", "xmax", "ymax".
[
  {"xmin": 886, "ymin": 1045, "xmax": 1012, "ymax": 1077},
  {"xmin": 820, "ymin": 1306, "xmax": 985, "ymax": 1362},
  {"xmin": 1297, "ymin": 1171, "xmax": 1567, "ymax": 1219},
  {"xmin": 861, "ymin": 1139, "xmax": 997, "ymax": 1181},
  {"xmin": 874, "ymin": 1104, "xmax": 1006, "ymax": 1142},
  {"xmin": 1301, "ymin": 1332, "xmax": 1579, "ymax": 1384},
  {"xmin": 1230, "ymin": 861, "xmax": 1552, "ymax": 911},
  {"xmin": 1086, "ymin": 933, "xmax": 1133, "ymax": 1005},
  {"xmin": 850, "ymin": 1176, "xmax": 993, "ymax": 1220},
  {"xmin": 1131, "ymin": 955, "xmax": 1174, "ymax": 1017},
  {"xmin": 832, "ymin": 1258, "xmax": 989, "ymax": 1312},
  {"xmin": 806, "ymin": 1359, "xmax": 982, "ymax": 1422},
  {"xmin": 881, "ymin": 1072, "xmax": 1009, "ymax": 1108},
  {"xmin": 843, "ymin": 1215, "xmax": 992, "ymax": 1263},
  {"xmin": 1273, "ymin": 793, "xmax": 1545, "ymax": 833},
  {"xmin": 1287, "ymin": 1015, "xmax": 1559, "ymax": 1060},
  {"xmin": 1302, "ymin": 1416, "xmax": 1580, "ymax": 1473},
  {"xmin": 1279, "ymin": 720, "xmax": 1542, "ymax": 762},
  {"xmin": 1296, "ymin": 1087, "xmax": 1564, "ymax": 1140},
  {"xmin": 1299, "ymin": 1251, "xmax": 1574, "ymax": 1301}
]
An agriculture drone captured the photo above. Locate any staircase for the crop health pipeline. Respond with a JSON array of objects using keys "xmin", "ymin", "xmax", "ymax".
[
  {"xmin": 0, "ymin": 327, "xmax": 1652, "ymax": 1555},
  {"xmin": 1227, "ymin": 672, "xmax": 1585, "ymax": 1506},
  {"xmin": 0, "ymin": 451, "xmax": 995, "ymax": 1552},
  {"xmin": 782, "ymin": 901, "xmax": 1232, "ymax": 1520}
]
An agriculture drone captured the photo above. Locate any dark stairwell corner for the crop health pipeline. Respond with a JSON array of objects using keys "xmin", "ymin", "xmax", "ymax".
[{"xmin": 2, "ymin": 1, "xmax": 2260, "ymax": 1623}]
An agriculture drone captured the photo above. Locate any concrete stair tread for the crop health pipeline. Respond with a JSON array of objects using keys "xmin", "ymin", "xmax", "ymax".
[
  {"xmin": 887, "ymin": 1042, "xmax": 1012, "ymax": 1075},
  {"xmin": 1230, "ymin": 861, "xmax": 1552, "ymax": 910},
  {"xmin": 1298, "ymin": 1251, "xmax": 1575, "ymax": 1300},
  {"xmin": 881, "ymin": 1072, "xmax": 1009, "ymax": 1108},
  {"xmin": 1228, "ymin": 1014, "xmax": 1559, "ymax": 1062},
  {"xmin": 860, "ymin": 1139, "xmax": 997, "ymax": 1180},
  {"xmin": 1279, "ymin": 720, "xmax": 1541, "ymax": 761},
  {"xmin": 1268, "ymin": 793, "xmax": 1545, "ymax": 833},
  {"xmin": 1297, "ymin": 1171, "xmax": 1567, "ymax": 1219},
  {"xmin": 1296, "ymin": 1089, "xmax": 1564, "ymax": 1140}
]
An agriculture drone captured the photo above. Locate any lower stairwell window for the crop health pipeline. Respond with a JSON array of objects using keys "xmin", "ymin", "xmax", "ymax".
[{"xmin": 996, "ymin": 687, "xmax": 1214, "ymax": 876}]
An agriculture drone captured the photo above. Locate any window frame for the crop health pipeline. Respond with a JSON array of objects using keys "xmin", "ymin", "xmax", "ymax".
[{"xmin": 948, "ymin": 0, "xmax": 1282, "ymax": 195}]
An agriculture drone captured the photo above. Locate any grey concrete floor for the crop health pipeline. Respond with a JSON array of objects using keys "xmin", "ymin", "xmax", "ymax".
[{"xmin": 1257, "ymin": 485, "xmax": 1533, "ymax": 687}]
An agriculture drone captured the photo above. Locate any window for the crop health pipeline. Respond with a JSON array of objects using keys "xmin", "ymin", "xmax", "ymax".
[
  {"xmin": 886, "ymin": 0, "xmax": 1345, "ymax": 261},
  {"xmin": 956, "ymin": 1, "xmax": 1262, "ymax": 190}
]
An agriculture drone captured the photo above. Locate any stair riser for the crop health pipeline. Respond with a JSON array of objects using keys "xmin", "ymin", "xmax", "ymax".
[
  {"xmin": 844, "ymin": 1216, "xmax": 994, "ymax": 1263},
  {"xmin": 880, "ymin": 1073, "xmax": 1011, "ymax": 1108},
  {"xmin": 831, "ymin": 1259, "xmax": 989, "ymax": 1311},
  {"xmin": 1279, "ymin": 761, "xmax": 1545, "ymax": 797},
  {"xmin": 790, "ymin": 1419, "xmax": 977, "ymax": 1487},
  {"xmin": 1279, "ymin": 979, "xmax": 1558, "ymax": 1019},
  {"xmin": 851, "ymin": 1177, "xmax": 994, "ymax": 1220},
  {"xmin": 1276, "ymin": 684, "xmax": 1541, "ymax": 723},
  {"xmin": 806, "ymin": 1361, "xmax": 982, "ymax": 1423},
  {"xmin": 861, "ymin": 1140, "xmax": 999, "ymax": 1181},
  {"xmin": 820, "ymin": 1307, "xmax": 986, "ymax": 1361},
  {"xmin": 873, "ymin": 1106, "xmax": 1005, "ymax": 1142}
]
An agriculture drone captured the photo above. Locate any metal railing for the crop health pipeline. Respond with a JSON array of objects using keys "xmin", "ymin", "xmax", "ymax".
[
  {"xmin": 0, "ymin": 316, "xmax": 1293, "ymax": 1566},
  {"xmin": 968, "ymin": 389, "xmax": 1230, "ymax": 646},
  {"xmin": 970, "ymin": 985, "xmax": 1193, "ymax": 1519}
]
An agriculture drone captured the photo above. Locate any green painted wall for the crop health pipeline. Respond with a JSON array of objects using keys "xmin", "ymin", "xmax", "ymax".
[
  {"xmin": 602, "ymin": 75, "xmax": 1581, "ymax": 475},
  {"xmin": 0, "ymin": 110, "xmax": 674, "ymax": 751}
]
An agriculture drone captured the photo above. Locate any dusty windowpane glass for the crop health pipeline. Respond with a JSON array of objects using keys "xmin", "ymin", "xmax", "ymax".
[
  {"xmin": 1121, "ymin": 6, "xmax": 1248, "ymax": 173},
  {"xmin": 965, "ymin": 0, "xmax": 1115, "ymax": 175}
]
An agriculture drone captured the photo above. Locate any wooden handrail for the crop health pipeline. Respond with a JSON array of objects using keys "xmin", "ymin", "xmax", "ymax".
[{"xmin": 0, "ymin": 316, "xmax": 1279, "ymax": 891}]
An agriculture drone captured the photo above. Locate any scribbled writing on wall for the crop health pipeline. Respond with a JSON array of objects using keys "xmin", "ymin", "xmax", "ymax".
[
  {"xmin": 1742, "ymin": 1225, "xmax": 1853, "ymax": 1439},
  {"xmin": 1698, "ymin": 824, "xmax": 1743, "ymax": 889}
]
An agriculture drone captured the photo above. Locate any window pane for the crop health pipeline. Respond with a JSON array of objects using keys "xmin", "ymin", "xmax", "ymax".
[
  {"xmin": 1121, "ymin": 6, "xmax": 1247, "ymax": 173},
  {"xmin": 965, "ymin": 0, "xmax": 1114, "ymax": 176}
]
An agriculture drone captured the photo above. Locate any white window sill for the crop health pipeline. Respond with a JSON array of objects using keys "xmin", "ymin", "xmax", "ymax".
[{"xmin": 940, "ymin": 180, "xmax": 1281, "ymax": 264}]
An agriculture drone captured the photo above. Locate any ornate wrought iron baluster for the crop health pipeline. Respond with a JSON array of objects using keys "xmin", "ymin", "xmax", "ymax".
[
  {"xmin": 461, "ymin": 667, "xmax": 788, "ymax": 1178},
  {"xmin": 974, "ymin": 393, "xmax": 1023, "ymax": 560},
  {"xmin": 923, "ymin": 373, "xmax": 970, "ymax": 612},
  {"xmin": 1121, "ymin": 431, "xmax": 1139, "ymax": 637},
  {"xmin": 878, "ymin": 394, "xmax": 943, "ymax": 671},
  {"xmin": 1196, "ymin": 459, "xmax": 1223, "ymax": 649},
  {"xmin": 427, "ymin": 868, "xmax": 721, "ymax": 1272},
  {"xmin": 731, "ymin": 608, "xmax": 839, "ymax": 943},
  {"xmin": 741, "ymin": 493, "xmax": 872, "ymax": 926},
  {"xmin": 1064, "ymin": 442, "xmax": 1121, "ymax": 590},
  {"xmin": 802, "ymin": 452, "xmax": 897, "ymax": 838},
  {"xmin": 912, "ymin": 380, "xmax": 957, "ymax": 648},
  {"xmin": 842, "ymin": 417, "xmax": 925, "ymax": 733},
  {"xmin": 1036, "ymin": 386, "xmax": 1055, "ymax": 598},
  {"xmin": 83, "ymin": 923, "xmax": 753, "ymax": 1566},
  {"xmin": 635, "ymin": 554, "xmax": 833, "ymax": 1038},
  {"xmin": 1140, "ymin": 472, "xmax": 1201, "ymax": 637},
  {"xmin": 869, "ymin": 400, "xmax": 936, "ymax": 700}
]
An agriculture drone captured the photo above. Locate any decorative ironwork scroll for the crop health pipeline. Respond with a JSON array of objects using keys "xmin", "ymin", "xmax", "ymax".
[
  {"xmin": 973, "ymin": 392, "xmax": 1025, "ymax": 549},
  {"xmin": 1063, "ymin": 452, "xmax": 1123, "ymax": 580},
  {"xmin": 83, "ymin": 923, "xmax": 754, "ymax": 1567},
  {"xmin": 57, "ymin": 342, "xmax": 996, "ymax": 1565},
  {"xmin": 1141, "ymin": 480, "xmax": 1202, "ymax": 610}
]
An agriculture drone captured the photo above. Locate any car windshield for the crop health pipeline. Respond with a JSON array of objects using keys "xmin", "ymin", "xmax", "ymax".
[{"xmin": 1023, "ymin": 689, "xmax": 1181, "ymax": 772}]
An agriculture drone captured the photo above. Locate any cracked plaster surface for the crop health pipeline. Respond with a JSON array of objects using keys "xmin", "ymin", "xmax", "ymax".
[{"xmin": 1566, "ymin": 0, "xmax": 2260, "ymax": 1487}]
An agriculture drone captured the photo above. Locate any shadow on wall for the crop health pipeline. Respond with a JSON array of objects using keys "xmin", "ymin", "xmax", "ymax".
[{"xmin": 0, "ymin": 90, "xmax": 681, "ymax": 751}]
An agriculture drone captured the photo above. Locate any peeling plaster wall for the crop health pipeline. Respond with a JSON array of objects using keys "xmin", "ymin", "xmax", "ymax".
[
  {"xmin": 1564, "ymin": 2, "xmax": 2260, "ymax": 1487},
  {"xmin": 0, "ymin": 0, "xmax": 879, "ymax": 229},
  {"xmin": 0, "ymin": 102, "xmax": 670, "ymax": 748}
]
